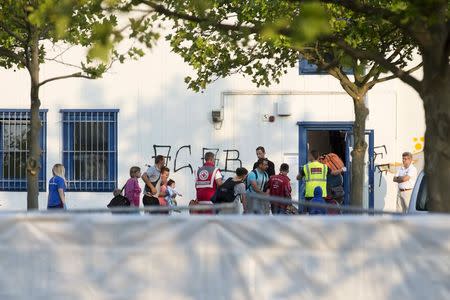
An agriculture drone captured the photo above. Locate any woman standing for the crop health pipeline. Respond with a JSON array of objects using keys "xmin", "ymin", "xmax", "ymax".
[
  {"xmin": 125, "ymin": 166, "xmax": 142, "ymax": 207},
  {"xmin": 47, "ymin": 164, "xmax": 67, "ymax": 209}
]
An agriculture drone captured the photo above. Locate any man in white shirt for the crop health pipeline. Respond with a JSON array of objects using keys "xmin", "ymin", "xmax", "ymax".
[{"xmin": 393, "ymin": 152, "xmax": 417, "ymax": 213}]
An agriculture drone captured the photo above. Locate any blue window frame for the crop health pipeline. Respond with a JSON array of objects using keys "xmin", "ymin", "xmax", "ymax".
[
  {"xmin": 298, "ymin": 58, "xmax": 354, "ymax": 75},
  {"xmin": 61, "ymin": 109, "xmax": 119, "ymax": 192},
  {"xmin": 0, "ymin": 109, "xmax": 47, "ymax": 191}
]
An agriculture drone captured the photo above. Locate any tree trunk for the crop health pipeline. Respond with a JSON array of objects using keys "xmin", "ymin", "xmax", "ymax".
[
  {"xmin": 350, "ymin": 96, "xmax": 369, "ymax": 207},
  {"xmin": 421, "ymin": 58, "xmax": 450, "ymax": 212},
  {"xmin": 27, "ymin": 37, "xmax": 41, "ymax": 210}
]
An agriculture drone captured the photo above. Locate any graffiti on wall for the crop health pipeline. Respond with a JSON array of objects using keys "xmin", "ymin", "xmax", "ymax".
[
  {"xmin": 374, "ymin": 136, "xmax": 425, "ymax": 186},
  {"xmin": 150, "ymin": 145, "xmax": 242, "ymax": 174}
]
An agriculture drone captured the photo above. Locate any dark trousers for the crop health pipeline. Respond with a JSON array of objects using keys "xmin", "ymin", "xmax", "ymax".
[
  {"xmin": 142, "ymin": 195, "xmax": 160, "ymax": 214},
  {"xmin": 300, "ymin": 197, "xmax": 313, "ymax": 214},
  {"xmin": 48, "ymin": 202, "xmax": 64, "ymax": 209},
  {"xmin": 271, "ymin": 204, "xmax": 287, "ymax": 215}
]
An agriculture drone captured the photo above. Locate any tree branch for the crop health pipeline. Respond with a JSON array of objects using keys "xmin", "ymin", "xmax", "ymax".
[
  {"xmin": 38, "ymin": 72, "xmax": 96, "ymax": 87},
  {"xmin": 0, "ymin": 47, "xmax": 26, "ymax": 65},
  {"xmin": 368, "ymin": 62, "xmax": 423, "ymax": 86},
  {"xmin": 327, "ymin": 67, "xmax": 360, "ymax": 99},
  {"xmin": 335, "ymin": 40, "xmax": 423, "ymax": 93},
  {"xmin": 140, "ymin": 0, "xmax": 257, "ymax": 33},
  {"xmin": 47, "ymin": 45, "xmax": 75, "ymax": 61},
  {"xmin": 351, "ymin": 58, "xmax": 362, "ymax": 84},
  {"xmin": 44, "ymin": 57, "xmax": 84, "ymax": 69},
  {"xmin": 360, "ymin": 63, "xmax": 380, "ymax": 86}
]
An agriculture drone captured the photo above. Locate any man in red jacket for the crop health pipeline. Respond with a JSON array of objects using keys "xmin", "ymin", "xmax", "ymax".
[
  {"xmin": 267, "ymin": 163, "xmax": 292, "ymax": 214},
  {"xmin": 194, "ymin": 152, "xmax": 223, "ymax": 214}
]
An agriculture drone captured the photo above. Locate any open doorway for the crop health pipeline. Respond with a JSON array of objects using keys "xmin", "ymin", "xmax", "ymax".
[
  {"xmin": 307, "ymin": 130, "xmax": 347, "ymax": 163},
  {"xmin": 307, "ymin": 130, "xmax": 348, "ymax": 204},
  {"xmin": 298, "ymin": 122, "xmax": 375, "ymax": 208}
]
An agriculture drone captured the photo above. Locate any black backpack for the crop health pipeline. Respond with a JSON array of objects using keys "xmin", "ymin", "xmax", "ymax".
[
  {"xmin": 107, "ymin": 185, "xmax": 131, "ymax": 208},
  {"xmin": 212, "ymin": 178, "xmax": 240, "ymax": 203},
  {"xmin": 107, "ymin": 194, "xmax": 130, "ymax": 208}
]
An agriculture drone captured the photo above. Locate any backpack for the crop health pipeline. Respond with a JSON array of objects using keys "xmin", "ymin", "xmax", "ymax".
[
  {"xmin": 212, "ymin": 178, "xmax": 240, "ymax": 203},
  {"xmin": 107, "ymin": 184, "xmax": 130, "ymax": 208},
  {"xmin": 319, "ymin": 153, "xmax": 344, "ymax": 172},
  {"xmin": 107, "ymin": 194, "xmax": 130, "ymax": 208}
]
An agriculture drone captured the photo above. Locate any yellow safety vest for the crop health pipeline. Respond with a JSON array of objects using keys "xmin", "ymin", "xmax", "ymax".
[{"xmin": 303, "ymin": 161, "xmax": 328, "ymax": 198}]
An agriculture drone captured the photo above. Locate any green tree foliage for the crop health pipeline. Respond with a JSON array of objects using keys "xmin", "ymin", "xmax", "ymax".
[{"xmin": 0, "ymin": 0, "xmax": 154, "ymax": 209}]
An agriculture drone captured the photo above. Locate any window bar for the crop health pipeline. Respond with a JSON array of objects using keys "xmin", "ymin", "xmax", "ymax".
[
  {"xmin": 74, "ymin": 111, "xmax": 77, "ymax": 190},
  {"xmin": 1, "ymin": 113, "xmax": 4, "ymax": 189},
  {"xmin": 114, "ymin": 111, "xmax": 118, "ymax": 190},
  {"xmin": 82, "ymin": 111, "xmax": 86, "ymax": 190},
  {"xmin": 75, "ymin": 111, "xmax": 79, "ymax": 190},
  {"xmin": 0, "ymin": 113, "xmax": 2, "ymax": 190},
  {"xmin": 23, "ymin": 113, "xmax": 26, "ymax": 184},
  {"xmin": 8, "ymin": 111, "xmax": 12, "ymax": 188},
  {"xmin": 0, "ymin": 113, "xmax": 3, "ymax": 190},
  {"xmin": 95, "ymin": 114, "xmax": 99, "ymax": 191},
  {"xmin": 77, "ymin": 111, "xmax": 80, "ymax": 190},
  {"xmin": 89, "ymin": 111, "xmax": 93, "ymax": 191},
  {"xmin": 100, "ymin": 113, "xmax": 103, "ymax": 190},
  {"xmin": 24, "ymin": 112, "xmax": 28, "ymax": 189},
  {"xmin": 89, "ymin": 112, "xmax": 92, "ymax": 190},
  {"xmin": 19, "ymin": 115, "xmax": 22, "ymax": 185},
  {"xmin": 19, "ymin": 114, "xmax": 22, "ymax": 186},
  {"xmin": 75, "ymin": 111, "xmax": 78, "ymax": 190},
  {"xmin": 105, "ymin": 111, "xmax": 108, "ymax": 190},
  {"xmin": 74, "ymin": 111, "xmax": 78, "ymax": 190},
  {"xmin": 70, "ymin": 111, "xmax": 73, "ymax": 189},
  {"xmin": 66, "ymin": 112, "xmax": 70, "ymax": 189}
]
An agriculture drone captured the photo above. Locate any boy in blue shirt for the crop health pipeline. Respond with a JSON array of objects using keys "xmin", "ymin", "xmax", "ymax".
[{"xmin": 246, "ymin": 158, "xmax": 269, "ymax": 214}]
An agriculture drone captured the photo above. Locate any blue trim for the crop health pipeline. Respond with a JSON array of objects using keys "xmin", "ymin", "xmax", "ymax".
[
  {"xmin": 60, "ymin": 109, "xmax": 120, "ymax": 113},
  {"xmin": 297, "ymin": 121, "xmax": 354, "ymax": 129}
]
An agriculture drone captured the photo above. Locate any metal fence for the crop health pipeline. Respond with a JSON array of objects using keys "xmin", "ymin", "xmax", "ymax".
[{"xmin": 0, "ymin": 194, "xmax": 402, "ymax": 215}]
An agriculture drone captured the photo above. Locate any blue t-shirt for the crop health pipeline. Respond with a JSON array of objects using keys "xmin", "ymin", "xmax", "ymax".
[
  {"xmin": 48, "ymin": 176, "xmax": 66, "ymax": 207},
  {"xmin": 247, "ymin": 169, "xmax": 268, "ymax": 193}
]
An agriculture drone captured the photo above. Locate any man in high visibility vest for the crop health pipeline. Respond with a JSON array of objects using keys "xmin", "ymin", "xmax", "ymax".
[{"xmin": 297, "ymin": 150, "xmax": 330, "ymax": 212}]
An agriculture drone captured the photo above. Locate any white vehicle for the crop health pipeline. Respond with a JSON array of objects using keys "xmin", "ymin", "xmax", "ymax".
[{"xmin": 407, "ymin": 171, "xmax": 428, "ymax": 214}]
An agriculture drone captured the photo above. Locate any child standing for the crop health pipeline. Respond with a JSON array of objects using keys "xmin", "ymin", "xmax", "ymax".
[
  {"xmin": 125, "ymin": 166, "xmax": 142, "ymax": 207},
  {"xmin": 165, "ymin": 179, "xmax": 182, "ymax": 209}
]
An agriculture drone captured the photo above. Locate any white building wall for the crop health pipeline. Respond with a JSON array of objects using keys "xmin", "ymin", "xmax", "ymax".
[{"xmin": 0, "ymin": 38, "xmax": 425, "ymax": 211}]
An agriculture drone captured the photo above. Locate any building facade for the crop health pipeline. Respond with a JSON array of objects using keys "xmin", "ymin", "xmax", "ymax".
[{"xmin": 0, "ymin": 39, "xmax": 425, "ymax": 211}]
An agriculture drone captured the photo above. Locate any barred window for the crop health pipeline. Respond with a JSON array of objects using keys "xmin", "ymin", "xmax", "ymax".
[
  {"xmin": 0, "ymin": 109, "xmax": 47, "ymax": 191},
  {"xmin": 61, "ymin": 110, "xmax": 118, "ymax": 192}
]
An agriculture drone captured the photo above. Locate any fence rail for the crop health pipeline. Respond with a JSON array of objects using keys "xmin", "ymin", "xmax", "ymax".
[{"xmin": 0, "ymin": 194, "xmax": 403, "ymax": 215}]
